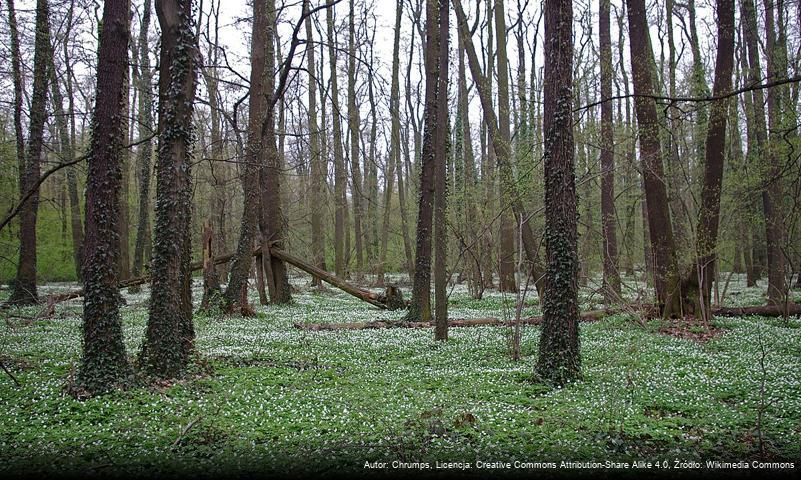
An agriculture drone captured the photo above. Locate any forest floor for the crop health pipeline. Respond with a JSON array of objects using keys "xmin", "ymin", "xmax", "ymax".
[{"xmin": 0, "ymin": 273, "xmax": 800, "ymax": 477}]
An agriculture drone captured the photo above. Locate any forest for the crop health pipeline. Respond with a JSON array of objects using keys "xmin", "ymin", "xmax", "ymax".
[{"xmin": 0, "ymin": 0, "xmax": 800, "ymax": 476}]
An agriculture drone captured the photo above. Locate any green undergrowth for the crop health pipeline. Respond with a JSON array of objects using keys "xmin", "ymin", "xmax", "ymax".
[{"xmin": 0, "ymin": 273, "xmax": 799, "ymax": 477}]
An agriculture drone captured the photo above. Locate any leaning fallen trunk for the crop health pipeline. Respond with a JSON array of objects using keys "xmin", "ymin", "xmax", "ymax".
[{"xmin": 43, "ymin": 245, "xmax": 395, "ymax": 310}]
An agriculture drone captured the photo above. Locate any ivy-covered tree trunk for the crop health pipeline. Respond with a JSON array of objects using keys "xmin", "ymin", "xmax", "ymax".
[
  {"xmin": 131, "ymin": 0, "xmax": 154, "ymax": 293},
  {"xmin": 536, "ymin": 0, "xmax": 580, "ymax": 385},
  {"xmin": 139, "ymin": 0, "xmax": 197, "ymax": 379},
  {"xmin": 8, "ymin": 0, "xmax": 52, "ymax": 306},
  {"xmin": 78, "ymin": 0, "xmax": 134, "ymax": 394}
]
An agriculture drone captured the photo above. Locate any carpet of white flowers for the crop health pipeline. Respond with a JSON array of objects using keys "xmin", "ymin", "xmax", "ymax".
[{"xmin": 0, "ymin": 273, "xmax": 800, "ymax": 477}]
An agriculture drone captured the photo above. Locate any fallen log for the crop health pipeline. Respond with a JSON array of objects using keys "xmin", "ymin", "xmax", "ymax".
[
  {"xmin": 713, "ymin": 303, "xmax": 801, "ymax": 317},
  {"xmin": 293, "ymin": 303, "xmax": 801, "ymax": 331},
  {"xmin": 268, "ymin": 247, "xmax": 388, "ymax": 309},
  {"xmin": 44, "ymin": 246, "xmax": 391, "ymax": 309},
  {"xmin": 294, "ymin": 309, "xmax": 614, "ymax": 331}
]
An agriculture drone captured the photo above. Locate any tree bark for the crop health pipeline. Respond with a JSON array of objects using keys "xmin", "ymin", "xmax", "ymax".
[
  {"xmin": 434, "ymin": 0, "xmax": 450, "ymax": 341},
  {"xmin": 131, "ymin": 0, "xmax": 154, "ymax": 292},
  {"xmin": 48, "ymin": 40, "xmax": 84, "ymax": 283},
  {"xmin": 259, "ymin": 0, "xmax": 291, "ymax": 305},
  {"xmin": 6, "ymin": 0, "xmax": 25, "ymax": 190},
  {"xmin": 8, "ymin": 0, "xmax": 52, "ymax": 306},
  {"xmin": 404, "ymin": 0, "xmax": 442, "ymax": 323},
  {"xmin": 626, "ymin": 0, "xmax": 684, "ymax": 317},
  {"xmin": 224, "ymin": 0, "xmax": 269, "ymax": 312},
  {"xmin": 377, "ymin": 0, "xmax": 404, "ymax": 287},
  {"xmin": 326, "ymin": 5, "xmax": 347, "ymax": 279},
  {"xmin": 200, "ymin": 218, "xmax": 221, "ymax": 310},
  {"xmin": 536, "ymin": 0, "xmax": 580, "ymax": 385},
  {"xmin": 761, "ymin": 0, "xmax": 788, "ymax": 305},
  {"xmin": 139, "ymin": 0, "xmax": 197, "ymax": 380},
  {"xmin": 347, "ymin": 0, "xmax": 364, "ymax": 279},
  {"xmin": 599, "ymin": 0, "xmax": 620, "ymax": 302},
  {"xmin": 305, "ymin": 2, "xmax": 325, "ymax": 287},
  {"xmin": 78, "ymin": 0, "xmax": 134, "ymax": 394},
  {"xmin": 690, "ymin": 0, "xmax": 735, "ymax": 319},
  {"xmin": 494, "ymin": 0, "xmax": 516, "ymax": 293}
]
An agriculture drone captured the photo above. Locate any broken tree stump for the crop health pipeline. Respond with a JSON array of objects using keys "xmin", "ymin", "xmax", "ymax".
[{"xmin": 377, "ymin": 284, "xmax": 406, "ymax": 310}]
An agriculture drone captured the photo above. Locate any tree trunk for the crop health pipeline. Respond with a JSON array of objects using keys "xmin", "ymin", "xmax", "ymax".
[
  {"xmin": 458, "ymin": 24, "xmax": 483, "ymax": 299},
  {"xmin": 139, "ymin": 0, "xmax": 197, "ymax": 380},
  {"xmin": 305, "ymin": 2, "xmax": 325, "ymax": 287},
  {"xmin": 131, "ymin": 0, "xmax": 154, "ymax": 292},
  {"xmin": 626, "ymin": 0, "xmax": 684, "ymax": 317},
  {"xmin": 536, "ymin": 0, "xmax": 580, "ymax": 385},
  {"xmin": 8, "ymin": 0, "xmax": 52, "ymax": 306},
  {"xmin": 690, "ymin": 0, "xmax": 735, "ymax": 319},
  {"xmin": 762, "ymin": 0, "xmax": 788, "ymax": 305},
  {"xmin": 224, "ymin": 0, "xmax": 269, "ymax": 312},
  {"xmin": 200, "ymin": 218, "xmax": 221, "ymax": 310},
  {"xmin": 599, "ymin": 0, "xmax": 620, "ymax": 302},
  {"xmin": 259, "ymin": 0, "xmax": 291, "ymax": 305},
  {"xmin": 325, "ymin": 6, "xmax": 347, "ymax": 279},
  {"xmin": 494, "ymin": 0, "xmax": 516, "ymax": 293},
  {"xmin": 202, "ymin": 11, "xmax": 228, "ymax": 285},
  {"xmin": 48, "ymin": 41, "xmax": 84, "ymax": 283},
  {"xmin": 434, "ymin": 0, "xmax": 450, "ymax": 341},
  {"xmin": 404, "ymin": 0, "xmax": 442, "ymax": 323},
  {"xmin": 77, "ymin": 0, "xmax": 134, "ymax": 395},
  {"xmin": 117, "ymin": 63, "xmax": 131, "ymax": 282},
  {"xmin": 378, "ymin": 0, "xmax": 404, "ymax": 287},
  {"xmin": 399, "ymin": 22, "xmax": 417, "ymax": 281},
  {"xmin": 347, "ymin": 0, "xmax": 364, "ymax": 279},
  {"xmin": 6, "ymin": 0, "xmax": 25, "ymax": 195}
]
